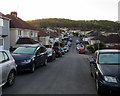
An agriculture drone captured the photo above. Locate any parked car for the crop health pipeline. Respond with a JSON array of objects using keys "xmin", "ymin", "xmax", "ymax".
[
  {"xmin": 53, "ymin": 47, "xmax": 62, "ymax": 57},
  {"xmin": 76, "ymin": 40, "xmax": 80, "ymax": 45},
  {"xmin": 77, "ymin": 48, "xmax": 86, "ymax": 54},
  {"xmin": 63, "ymin": 45, "xmax": 69, "ymax": 53},
  {"xmin": 60, "ymin": 47, "xmax": 65, "ymax": 55},
  {"xmin": 0, "ymin": 50, "xmax": 17, "ymax": 87},
  {"xmin": 90, "ymin": 49, "xmax": 120, "ymax": 94},
  {"xmin": 46, "ymin": 48, "xmax": 56, "ymax": 62},
  {"xmin": 12, "ymin": 44, "xmax": 47, "ymax": 73},
  {"xmin": 67, "ymin": 41, "xmax": 72, "ymax": 47}
]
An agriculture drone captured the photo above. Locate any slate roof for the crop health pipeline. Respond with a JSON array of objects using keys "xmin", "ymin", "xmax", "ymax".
[
  {"xmin": 5, "ymin": 13, "xmax": 37, "ymax": 30},
  {"xmin": 38, "ymin": 32, "xmax": 49, "ymax": 37},
  {"xmin": 16, "ymin": 37, "xmax": 39, "ymax": 44},
  {"xmin": 91, "ymin": 34, "xmax": 120, "ymax": 44}
]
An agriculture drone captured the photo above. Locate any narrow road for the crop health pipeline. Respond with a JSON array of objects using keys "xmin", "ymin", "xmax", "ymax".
[{"xmin": 3, "ymin": 37, "xmax": 97, "ymax": 94}]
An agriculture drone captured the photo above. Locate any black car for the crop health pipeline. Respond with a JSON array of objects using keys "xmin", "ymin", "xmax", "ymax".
[
  {"xmin": 12, "ymin": 44, "xmax": 47, "ymax": 73},
  {"xmin": 53, "ymin": 47, "xmax": 62, "ymax": 57},
  {"xmin": 46, "ymin": 48, "xmax": 56, "ymax": 62},
  {"xmin": 90, "ymin": 49, "xmax": 120, "ymax": 94}
]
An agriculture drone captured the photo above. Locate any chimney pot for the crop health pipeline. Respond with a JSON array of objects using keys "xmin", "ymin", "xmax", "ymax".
[{"xmin": 11, "ymin": 12, "xmax": 17, "ymax": 17}]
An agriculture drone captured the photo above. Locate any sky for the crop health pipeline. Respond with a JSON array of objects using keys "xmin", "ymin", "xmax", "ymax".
[{"xmin": 0, "ymin": 0, "xmax": 119, "ymax": 21}]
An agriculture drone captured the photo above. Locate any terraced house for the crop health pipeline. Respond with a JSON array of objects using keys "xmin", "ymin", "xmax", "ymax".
[
  {"xmin": 5, "ymin": 12, "xmax": 39, "ymax": 48},
  {"xmin": 0, "ymin": 12, "xmax": 10, "ymax": 50}
]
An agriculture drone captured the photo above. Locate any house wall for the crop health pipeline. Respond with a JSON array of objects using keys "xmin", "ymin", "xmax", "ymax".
[
  {"xmin": 39, "ymin": 36, "xmax": 50, "ymax": 45},
  {"xmin": 10, "ymin": 28, "xmax": 38, "ymax": 48},
  {"xmin": 0, "ymin": 17, "xmax": 10, "ymax": 50}
]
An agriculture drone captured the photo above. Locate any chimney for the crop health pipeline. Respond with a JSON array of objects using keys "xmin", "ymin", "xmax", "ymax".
[{"xmin": 11, "ymin": 11, "xmax": 17, "ymax": 17}]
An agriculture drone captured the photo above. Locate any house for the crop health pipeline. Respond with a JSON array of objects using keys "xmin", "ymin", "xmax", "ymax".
[
  {"xmin": 5, "ymin": 12, "xmax": 39, "ymax": 48},
  {"xmin": 38, "ymin": 31, "xmax": 50, "ymax": 45},
  {"xmin": 89, "ymin": 33, "xmax": 120, "ymax": 49},
  {"xmin": 0, "ymin": 12, "xmax": 10, "ymax": 50}
]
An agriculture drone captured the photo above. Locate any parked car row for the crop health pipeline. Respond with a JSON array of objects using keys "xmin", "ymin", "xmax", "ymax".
[{"xmin": 0, "ymin": 41, "xmax": 72, "ymax": 87}]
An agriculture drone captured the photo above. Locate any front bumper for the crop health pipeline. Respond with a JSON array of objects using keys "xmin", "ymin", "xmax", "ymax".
[
  {"xmin": 16, "ymin": 62, "xmax": 32, "ymax": 71},
  {"xmin": 99, "ymin": 80, "xmax": 120, "ymax": 93}
]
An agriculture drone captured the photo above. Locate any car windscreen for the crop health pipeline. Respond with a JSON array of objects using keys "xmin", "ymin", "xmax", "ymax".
[
  {"xmin": 13, "ymin": 47, "xmax": 36, "ymax": 55},
  {"xmin": 98, "ymin": 52, "xmax": 120, "ymax": 64},
  {"xmin": 47, "ymin": 49, "xmax": 52, "ymax": 53}
]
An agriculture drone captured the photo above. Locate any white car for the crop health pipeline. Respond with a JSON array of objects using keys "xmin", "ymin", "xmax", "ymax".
[{"xmin": 0, "ymin": 50, "xmax": 17, "ymax": 87}]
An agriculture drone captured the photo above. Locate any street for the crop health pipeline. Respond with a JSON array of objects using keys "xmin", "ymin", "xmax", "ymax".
[{"xmin": 2, "ymin": 37, "xmax": 97, "ymax": 94}]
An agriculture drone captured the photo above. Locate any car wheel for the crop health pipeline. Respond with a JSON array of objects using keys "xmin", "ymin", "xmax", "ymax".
[
  {"xmin": 95, "ymin": 78, "xmax": 103, "ymax": 95},
  {"xmin": 30, "ymin": 63, "xmax": 35, "ymax": 73},
  {"xmin": 6, "ymin": 71, "xmax": 15, "ymax": 86},
  {"xmin": 43, "ymin": 59, "xmax": 47, "ymax": 66}
]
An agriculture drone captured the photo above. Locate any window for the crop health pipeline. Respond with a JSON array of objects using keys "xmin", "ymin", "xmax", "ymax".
[
  {"xmin": 0, "ymin": 52, "xmax": 4, "ymax": 63},
  {"xmin": 3, "ymin": 52, "xmax": 9, "ymax": 61},
  {"xmin": 98, "ymin": 52, "xmax": 120, "ymax": 64},
  {"xmin": 13, "ymin": 47, "xmax": 36, "ymax": 54},
  {"xmin": 39, "ymin": 47, "xmax": 46, "ymax": 53},
  {"xmin": 31, "ymin": 32, "xmax": 34, "ymax": 37},
  {"xmin": 18, "ymin": 30, "xmax": 22, "ymax": 36},
  {"xmin": 0, "ymin": 38, "xmax": 3, "ymax": 46},
  {"xmin": 0, "ymin": 51, "xmax": 9, "ymax": 63},
  {"xmin": 0, "ymin": 18, "xmax": 3, "ymax": 26}
]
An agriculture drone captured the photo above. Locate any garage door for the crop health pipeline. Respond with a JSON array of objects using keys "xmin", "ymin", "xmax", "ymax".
[{"xmin": 0, "ymin": 38, "xmax": 3, "ymax": 50}]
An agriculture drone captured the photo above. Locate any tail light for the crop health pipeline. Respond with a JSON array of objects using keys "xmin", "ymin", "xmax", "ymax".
[
  {"xmin": 52, "ymin": 52, "xmax": 55, "ymax": 54},
  {"xmin": 58, "ymin": 50, "xmax": 61, "ymax": 53}
]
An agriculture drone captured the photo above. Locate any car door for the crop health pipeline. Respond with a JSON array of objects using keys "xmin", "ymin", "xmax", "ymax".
[
  {"xmin": 39, "ymin": 47, "xmax": 47, "ymax": 64},
  {"xmin": 34, "ymin": 48, "xmax": 43, "ymax": 67},
  {"xmin": 0, "ymin": 51, "xmax": 10, "ymax": 84}
]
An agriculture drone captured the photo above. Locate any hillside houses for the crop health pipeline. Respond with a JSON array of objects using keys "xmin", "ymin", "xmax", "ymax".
[{"xmin": 87, "ymin": 31, "xmax": 120, "ymax": 49}]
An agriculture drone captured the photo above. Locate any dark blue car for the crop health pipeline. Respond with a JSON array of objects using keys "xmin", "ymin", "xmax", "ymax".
[
  {"xmin": 90, "ymin": 49, "xmax": 120, "ymax": 95},
  {"xmin": 12, "ymin": 44, "xmax": 47, "ymax": 73}
]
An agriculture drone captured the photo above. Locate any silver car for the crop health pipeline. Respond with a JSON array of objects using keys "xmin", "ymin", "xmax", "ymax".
[{"xmin": 0, "ymin": 50, "xmax": 17, "ymax": 87}]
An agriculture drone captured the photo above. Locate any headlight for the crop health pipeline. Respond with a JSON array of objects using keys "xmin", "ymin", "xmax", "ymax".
[
  {"xmin": 48, "ymin": 54, "xmax": 52, "ymax": 57},
  {"xmin": 104, "ymin": 76, "xmax": 117, "ymax": 83},
  {"xmin": 22, "ymin": 59, "xmax": 31, "ymax": 63}
]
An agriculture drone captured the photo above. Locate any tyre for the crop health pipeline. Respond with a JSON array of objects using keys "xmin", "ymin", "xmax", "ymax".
[
  {"xmin": 30, "ymin": 63, "xmax": 35, "ymax": 73},
  {"xmin": 43, "ymin": 59, "xmax": 47, "ymax": 66},
  {"xmin": 95, "ymin": 78, "xmax": 104, "ymax": 95},
  {"xmin": 6, "ymin": 71, "xmax": 15, "ymax": 86}
]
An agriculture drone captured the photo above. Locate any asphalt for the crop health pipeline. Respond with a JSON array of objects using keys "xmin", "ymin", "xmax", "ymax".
[{"xmin": 2, "ymin": 37, "xmax": 97, "ymax": 95}]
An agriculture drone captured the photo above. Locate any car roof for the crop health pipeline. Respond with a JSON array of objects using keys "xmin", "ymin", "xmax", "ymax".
[
  {"xmin": 19, "ymin": 44, "xmax": 43, "ymax": 48},
  {"xmin": 96, "ymin": 49, "xmax": 120, "ymax": 53},
  {"xmin": 0, "ymin": 50, "xmax": 9, "ymax": 52}
]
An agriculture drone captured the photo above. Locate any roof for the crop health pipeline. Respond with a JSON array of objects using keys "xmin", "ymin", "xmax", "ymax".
[
  {"xmin": 38, "ymin": 32, "xmax": 49, "ymax": 37},
  {"xmin": 92, "ymin": 34, "xmax": 120, "ymax": 43},
  {"xmin": 16, "ymin": 37, "xmax": 39, "ymax": 44},
  {"xmin": 19, "ymin": 44, "xmax": 42, "ymax": 48},
  {"xmin": 5, "ymin": 13, "xmax": 37, "ymax": 30},
  {"xmin": 96, "ymin": 49, "xmax": 120, "ymax": 53},
  {"xmin": 0, "ymin": 12, "xmax": 10, "ymax": 20},
  {"xmin": 50, "ymin": 32, "xmax": 59, "ymax": 38}
]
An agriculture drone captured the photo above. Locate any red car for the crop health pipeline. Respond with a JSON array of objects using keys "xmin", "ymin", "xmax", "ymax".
[{"xmin": 77, "ymin": 48, "xmax": 86, "ymax": 54}]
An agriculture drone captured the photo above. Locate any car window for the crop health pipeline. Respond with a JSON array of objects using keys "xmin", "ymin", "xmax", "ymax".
[
  {"xmin": 3, "ymin": 52, "xmax": 9, "ymax": 61},
  {"xmin": 13, "ymin": 47, "xmax": 36, "ymax": 54},
  {"xmin": 0, "ymin": 51, "xmax": 9, "ymax": 63},
  {"xmin": 0, "ymin": 52, "xmax": 4, "ymax": 63},
  {"xmin": 47, "ymin": 49, "xmax": 52, "ymax": 54},
  {"xmin": 98, "ymin": 53, "xmax": 120, "ymax": 64},
  {"xmin": 39, "ymin": 47, "xmax": 46, "ymax": 53}
]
